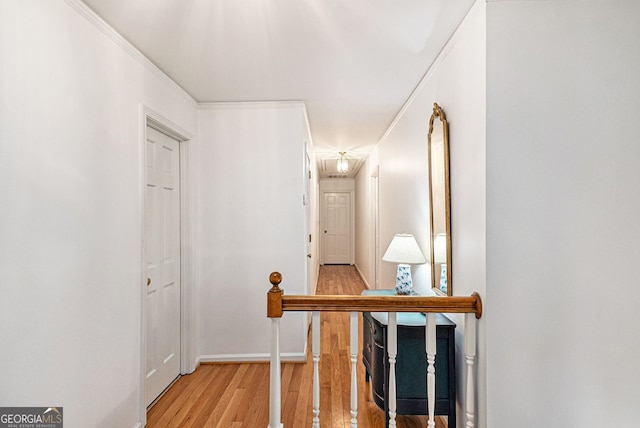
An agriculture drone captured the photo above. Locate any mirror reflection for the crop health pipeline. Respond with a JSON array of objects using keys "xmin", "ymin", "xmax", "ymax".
[{"xmin": 427, "ymin": 103, "xmax": 452, "ymax": 295}]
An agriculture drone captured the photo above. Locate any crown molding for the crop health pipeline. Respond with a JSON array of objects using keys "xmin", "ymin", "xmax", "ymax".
[
  {"xmin": 198, "ymin": 100, "xmax": 306, "ymax": 110},
  {"xmin": 63, "ymin": 0, "xmax": 197, "ymax": 107}
]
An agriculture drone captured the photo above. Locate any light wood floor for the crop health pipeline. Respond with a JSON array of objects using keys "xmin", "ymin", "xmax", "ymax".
[{"xmin": 147, "ymin": 265, "xmax": 446, "ymax": 427}]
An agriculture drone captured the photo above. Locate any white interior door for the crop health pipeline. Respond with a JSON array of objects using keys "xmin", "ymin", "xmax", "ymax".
[
  {"xmin": 145, "ymin": 126, "xmax": 181, "ymax": 407},
  {"xmin": 323, "ymin": 192, "xmax": 351, "ymax": 264}
]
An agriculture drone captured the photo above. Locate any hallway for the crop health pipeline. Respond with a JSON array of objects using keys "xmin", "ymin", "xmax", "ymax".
[{"xmin": 147, "ymin": 265, "xmax": 441, "ymax": 427}]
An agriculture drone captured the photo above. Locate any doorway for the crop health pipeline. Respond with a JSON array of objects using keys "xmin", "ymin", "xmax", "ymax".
[
  {"xmin": 140, "ymin": 108, "xmax": 195, "ymax": 426},
  {"xmin": 144, "ymin": 126, "xmax": 181, "ymax": 407},
  {"xmin": 321, "ymin": 192, "xmax": 353, "ymax": 264}
]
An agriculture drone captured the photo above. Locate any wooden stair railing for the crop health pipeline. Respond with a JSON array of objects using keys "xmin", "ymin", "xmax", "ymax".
[{"xmin": 266, "ymin": 272, "xmax": 483, "ymax": 428}]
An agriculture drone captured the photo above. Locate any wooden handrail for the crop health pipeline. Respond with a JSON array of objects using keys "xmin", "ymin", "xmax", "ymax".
[
  {"xmin": 266, "ymin": 271, "xmax": 481, "ymax": 428},
  {"xmin": 267, "ymin": 271, "xmax": 482, "ymax": 319}
]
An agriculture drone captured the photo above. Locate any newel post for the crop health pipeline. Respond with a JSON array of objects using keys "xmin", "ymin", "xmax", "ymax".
[{"xmin": 267, "ymin": 272, "xmax": 284, "ymax": 428}]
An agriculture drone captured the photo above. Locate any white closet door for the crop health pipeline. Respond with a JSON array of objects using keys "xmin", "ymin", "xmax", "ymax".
[{"xmin": 145, "ymin": 126, "xmax": 181, "ymax": 406}]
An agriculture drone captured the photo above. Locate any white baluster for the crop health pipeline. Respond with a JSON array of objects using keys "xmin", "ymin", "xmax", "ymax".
[
  {"xmin": 268, "ymin": 318, "xmax": 283, "ymax": 428},
  {"xmin": 465, "ymin": 313, "xmax": 477, "ymax": 428},
  {"xmin": 426, "ymin": 313, "xmax": 437, "ymax": 428},
  {"xmin": 312, "ymin": 311, "xmax": 321, "ymax": 428},
  {"xmin": 387, "ymin": 312, "xmax": 397, "ymax": 428},
  {"xmin": 349, "ymin": 311, "xmax": 358, "ymax": 428}
]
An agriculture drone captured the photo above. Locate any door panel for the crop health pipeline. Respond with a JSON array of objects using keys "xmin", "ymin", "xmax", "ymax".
[
  {"xmin": 323, "ymin": 192, "xmax": 351, "ymax": 264},
  {"xmin": 145, "ymin": 126, "xmax": 181, "ymax": 407}
]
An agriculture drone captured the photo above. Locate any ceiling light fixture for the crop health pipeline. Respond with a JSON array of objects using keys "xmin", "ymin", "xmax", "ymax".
[{"xmin": 337, "ymin": 151, "xmax": 349, "ymax": 174}]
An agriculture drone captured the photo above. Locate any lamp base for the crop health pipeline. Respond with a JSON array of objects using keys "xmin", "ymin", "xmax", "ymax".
[
  {"xmin": 395, "ymin": 264, "xmax": 413, "ymax": 295},
  {"xmin": 439, "ymin": 264, "xmax": 448, "ymax": 293}
]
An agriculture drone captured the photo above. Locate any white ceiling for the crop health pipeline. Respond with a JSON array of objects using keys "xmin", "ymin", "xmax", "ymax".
[{"xmin": 81, "ymin": 0, "xmax": 475, "ymax": 177}]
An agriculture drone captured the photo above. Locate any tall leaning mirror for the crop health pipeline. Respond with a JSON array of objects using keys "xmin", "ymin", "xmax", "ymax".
[{"xmin": 427, "ymin": 103, "xmax": 452, "ymax": 295}]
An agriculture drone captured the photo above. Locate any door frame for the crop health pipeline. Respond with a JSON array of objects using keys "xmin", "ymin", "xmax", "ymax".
[
  {"xmin": 304, "ymin": 143, "xmax": 312, "ymax": 331},
  {"xmin": 320, "ymin": 190, "xmax": 355, "ymax": 265},
  {"xmin": 371, "ymin": 166, "xmax": 380, "ymax": 289},
  {"xmin": 139, "ymin": 105, "xmax": 196, "ymax": 423}
]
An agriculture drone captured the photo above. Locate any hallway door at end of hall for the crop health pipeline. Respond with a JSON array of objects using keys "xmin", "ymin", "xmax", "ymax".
[
  {"xmin": 145, "ymin": 126, "xmax": 181, "ymax": 407},
  {"xmin": 322, "ymin": 192, "xmax": 352, "ymax": 264}
]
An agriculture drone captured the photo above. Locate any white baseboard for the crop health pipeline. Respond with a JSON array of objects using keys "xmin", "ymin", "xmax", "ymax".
[
  {"xmin": 132, "ymin": 423, "xmax": 142, "ymax": 428},
  {"xmin": 354, "ymin": 263, "xmax": 372, "ymax": 289},
  {"xmin": 198, "ymin": 352, "xmax": 307, "ymax": 364}
]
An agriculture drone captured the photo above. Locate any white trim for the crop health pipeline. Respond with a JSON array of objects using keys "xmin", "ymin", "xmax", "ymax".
[
  {"xmin": 198, "ymin": 352, "xmax": 307, "ymax": 364},
  {"xmin": 198, "ymin": 100, "xmax": 306, "ymax": 110},
  {"xmin": 371, "ymin": 165, "xmax": 380, "ymax": 290},
  {"xmin": 63, "ymin": 0, "xmax": 196, "ymax": 107},
  {"xmin": 305, "ymin": 141, "xmax": 312, "ymax": 298},
  {"xmin": 137, "ymin": 109, "xmax": 147, "ymax": 428},
  {"xmin": 138, "ymin": 105, "xmax": 196, "ymax": 427},
  {"xmin": 132, "ymin": 424, "xmax": 142, "ymax": 428},
  {"xmin": 145, "ymin": 109, "xmax": 193, "ymax": 143},
  {"xmin": 301, "ymin": 103, "xmax": 314, "ymax": 148},
  {"xmin": 178, "ymin": 136, "xmax": 197, "ymax": 377},
  {"xmin": 354, "ymin": 263, "xmax": 372, "ymax": 290}
]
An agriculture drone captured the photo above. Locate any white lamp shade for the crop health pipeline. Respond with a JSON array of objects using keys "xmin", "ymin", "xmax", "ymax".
[
  {"xmin": 382, "ymin": 233, "xmax": 426, "ymax": 265},
  {"xmin": 434, "ymin": 233, "xmax": 447, "ymax": 264}
]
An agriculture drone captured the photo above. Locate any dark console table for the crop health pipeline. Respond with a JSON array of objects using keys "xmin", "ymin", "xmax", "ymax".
[{"xmin": 361, "ymin": 290, "xmax": 456, "ymax": 427}]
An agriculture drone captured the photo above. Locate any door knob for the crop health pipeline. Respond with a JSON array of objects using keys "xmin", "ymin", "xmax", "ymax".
[{"xmin": 147, "ymin": 278, "xmax": 151, "ymax": 286}]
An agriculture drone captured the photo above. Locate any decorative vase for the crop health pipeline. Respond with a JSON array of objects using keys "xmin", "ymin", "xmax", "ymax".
[
  {"xmin": 395, "ymin": 264, "xmax": 413, "ymax": 295},
  {"xmin": 439, "ymin": 264, "xmax": 448, "ymax": 293}
]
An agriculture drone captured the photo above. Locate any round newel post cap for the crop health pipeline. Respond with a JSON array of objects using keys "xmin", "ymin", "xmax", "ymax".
[
  {"xmin": 267, "ymin": 272, "xmax": 283, "ymax": 318},
  {"xmin": 269, "ymin": 272, "xmax": 282, "ymax": 290}
]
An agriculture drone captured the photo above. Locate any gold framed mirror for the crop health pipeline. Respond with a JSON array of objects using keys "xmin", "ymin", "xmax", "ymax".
[{"xmin": 427, "ymin": 103, "xmax": 452, "ymax": 295}]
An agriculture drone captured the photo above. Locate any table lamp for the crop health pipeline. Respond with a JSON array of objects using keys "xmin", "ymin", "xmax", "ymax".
[{"xmin": 382, "ymin": 233, "xmax": 427, "ymax": 295}]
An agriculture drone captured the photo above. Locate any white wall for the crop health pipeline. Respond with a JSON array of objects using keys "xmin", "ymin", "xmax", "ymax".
[
  {"xmin": 0, "ymin": 1, "xmax": 197, "ymax": 427},
  {"xmin": 354, "ymin": 157, "xmax": 375, "ymax": 288},
  {"xmin": 354, "ymin": 149, "xmax": 381, "ymax": 289},
  {"xmin": 486, "ymin": 1, "xmax": 640, "ymax": 426},
  {"xmin": 197, "ymin": 102, "xmax": 309, "ymax": 361},
  {"xmin": 354, "ymin": 2, "xmax": 486, "ymax": 426},
  {"xmin": 304, "ymin": 114, "xmax": 321, "ymax": 296},
  {"xmin": 357, "ymin": 2, "xmax": 640, "ymax": 427}
]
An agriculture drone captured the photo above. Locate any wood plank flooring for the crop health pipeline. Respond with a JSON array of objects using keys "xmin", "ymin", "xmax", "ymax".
[{"xmin": 147, "ymin": 265, "xmax": 446, "ymax": 427}]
